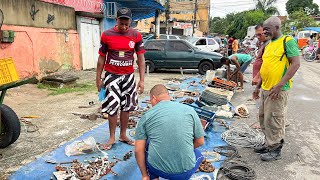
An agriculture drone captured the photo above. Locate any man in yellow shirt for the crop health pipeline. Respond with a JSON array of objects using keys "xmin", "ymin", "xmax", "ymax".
[{"xmin": 252, "ymin": 17, "xmax": 300, "ymax": 161}]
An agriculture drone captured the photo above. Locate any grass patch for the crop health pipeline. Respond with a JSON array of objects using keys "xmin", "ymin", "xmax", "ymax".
[{"xmin": 37, "ymin": 82, "xmax": 96, "ymax": 95}]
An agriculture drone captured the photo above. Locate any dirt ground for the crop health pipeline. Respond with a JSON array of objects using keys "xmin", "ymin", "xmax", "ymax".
[
  {"xmin": 1, "ymin": 59, "xmax": 320, "ymax": 179},
  {"xmin": 0, "ymin": 69, "xmax": 196, "ymax": 179}
]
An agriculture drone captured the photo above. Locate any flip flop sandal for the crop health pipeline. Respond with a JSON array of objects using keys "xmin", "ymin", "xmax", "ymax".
[
  {"xmin": 119, "ymin": 139, "xmax": 135, "ymax": 146},
  {"xmin": 97, "ymin": 143, "xmax": 114, "ymax": 150}
]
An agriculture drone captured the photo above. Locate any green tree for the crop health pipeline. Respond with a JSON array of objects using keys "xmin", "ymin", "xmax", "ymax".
[
  {"xmin": 209, "ymin": 17, "xmax": 228, "ymax": 35},
  {"xmin": 255, "ymin": 0, "xmax": 279, "ymax": 15},
  {"xmin": 210, "ymin": 10, "xmax": 267, "ymax": 39},
  {"xmin": 286, "ymin": 0, "xmax": 319, "ymax": 15},
  {"xmin": 282, "ymin": 9, "xmax": 318, "ymax": 35}
]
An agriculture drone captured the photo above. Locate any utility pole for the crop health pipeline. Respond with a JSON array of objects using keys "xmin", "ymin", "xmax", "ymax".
[
  {"xmin": 165, "ymin": 0, "xmax": 170, "ymax": 35},
  {"xmin": 192, "ymin": 0, "xmax": 198, "ymax": 37}
]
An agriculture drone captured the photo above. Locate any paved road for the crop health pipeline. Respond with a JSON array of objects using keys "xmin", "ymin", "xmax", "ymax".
[{"xmin": 231, "ymin": 60, "xmax": 320, "ymax": 180}]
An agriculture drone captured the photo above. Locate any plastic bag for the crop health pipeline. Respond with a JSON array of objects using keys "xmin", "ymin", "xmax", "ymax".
[
  {"xmin": 65, "ymin": 137, "xmax": 97, "ymax": 157},
  {"xmin": 98, "ymin": 87, "xmax": 106, "ymax": 102}
]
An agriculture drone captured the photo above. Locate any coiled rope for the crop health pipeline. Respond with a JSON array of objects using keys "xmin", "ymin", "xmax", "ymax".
[{"xmin": 221, "ymin": 123, "xmax": 265, "ymax": 148}]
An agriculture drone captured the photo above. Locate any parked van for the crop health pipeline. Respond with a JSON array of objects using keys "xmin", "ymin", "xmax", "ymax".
[{"xmin": 297, "ymin": 30, "xmax": 318, "ymax": 49}]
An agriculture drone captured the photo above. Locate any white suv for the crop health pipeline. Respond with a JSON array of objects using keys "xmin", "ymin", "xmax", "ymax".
[{"xmin": 186, "ymin": 37, "xmax": 220, "ymax": 52}]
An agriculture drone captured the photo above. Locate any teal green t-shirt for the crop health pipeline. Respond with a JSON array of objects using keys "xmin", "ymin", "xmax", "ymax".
[
  {"xmin": 228, "ymin": 53, "xmax": 252, "ymax": 64},
  {"xmin": 135, "ymin": 101, "xmax": 205, "ymax": 174}
]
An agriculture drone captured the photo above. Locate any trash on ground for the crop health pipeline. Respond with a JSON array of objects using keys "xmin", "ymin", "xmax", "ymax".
[{"xmin": 65, "ymin": 137, "xmax": 97, "ymax": 156}]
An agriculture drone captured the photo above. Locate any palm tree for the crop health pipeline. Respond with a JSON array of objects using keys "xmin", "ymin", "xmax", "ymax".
[{"xmin": 255, "ymin": 0, "xmax": 280, "ymax": 15}]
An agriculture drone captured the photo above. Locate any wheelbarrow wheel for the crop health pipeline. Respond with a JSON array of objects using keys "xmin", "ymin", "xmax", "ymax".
[{"xmin": 0, "ymin": 104, "xmax": 21, "ymax": 148}]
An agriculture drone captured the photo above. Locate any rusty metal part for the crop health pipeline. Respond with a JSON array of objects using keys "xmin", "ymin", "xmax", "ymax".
[
  {"xmin": 180, "ymin": 98, "xmax": 195, "ymax": 104},
  {"xmin": 46, "ymin": 159, "xmax": 74, "ymax": 165},
  {"xmin": 238, "ymin": 107, "xmax": 247, "ymax": 116},
  {"xmin": 55, "ymin": 165, "xmax": 67, "ymax": 171},
  {"xmin": 112, "ymin": 156, "xmax": 123, "ymax": 161},
  {"xmin": 123, "ymin": 151, "xmax": 133, "ymax": 161},
  {"xmin": 199, "ymin": 159, "xmax": 215, "ymax": 173}
]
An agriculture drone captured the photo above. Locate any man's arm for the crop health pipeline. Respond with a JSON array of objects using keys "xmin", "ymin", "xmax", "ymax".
[
  {"xmin": 193, "ymin": 137, "xmax": 204, "ymax": 148},
  {"xmin": 96, "ymin": 55, "xmax": 105, "ymax": 91},
  {"xmin": 269, "ymin": 56, "xmax": 300, "ymax": 99},
  {"xmin": 230, "ymin": 56, "xmax": 240, "ymax": 77},
  {"xmin": 226, "ymin": 61, "xmax": 231, "ymax": 81},
  {"xmin": 136, "ymin": 54, "xmax": 145, "ymax": 94},
  {"xmin": 135, "ymin": 140, "xmax": 149, "ymax": 179}
]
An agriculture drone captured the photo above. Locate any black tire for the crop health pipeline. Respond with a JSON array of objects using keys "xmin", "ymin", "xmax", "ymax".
[
  {"xmin": 145, "ymin": 61, "xmax": 155, "ymax": 73},
  {"xmin": 198, "ymin": 61, "xmax": 214, "ymax": 75},
  {"xmin": 0, "ymin": 104, "xmax": 21, "ymax": 148}
]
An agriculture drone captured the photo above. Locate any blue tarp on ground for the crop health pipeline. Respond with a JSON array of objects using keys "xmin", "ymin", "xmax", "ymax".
[{"xmin": 10, "ymin": 77, "xmax": 230, "ymax": 180}]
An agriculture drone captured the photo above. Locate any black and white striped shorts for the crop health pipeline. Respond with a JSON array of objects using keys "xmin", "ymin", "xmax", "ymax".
[{"xmin": 101, "ymin": 72, "xmax": 138, "ymax": 116}]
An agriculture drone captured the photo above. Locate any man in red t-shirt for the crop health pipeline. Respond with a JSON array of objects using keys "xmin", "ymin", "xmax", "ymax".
[
  {"xmin": 96, "ymin": 7, "xmax": 146, "ymax": 150},
  {"xmin": 227, "ymin": 36, "xmax": 234, "ymax": 56}
]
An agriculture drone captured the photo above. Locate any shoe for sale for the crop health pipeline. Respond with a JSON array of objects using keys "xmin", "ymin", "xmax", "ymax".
[
  {"xmin": 260, "ymin": 150, "xmax": 281, "ymax": 161},
  {"xmin": 254, "ymin": 145, "xmax": 268, "ymax": 154}
]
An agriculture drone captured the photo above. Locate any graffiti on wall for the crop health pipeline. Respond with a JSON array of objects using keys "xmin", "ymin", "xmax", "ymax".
[
  {"xmin": 47, "ymin": 14, "xmax": 55, "ymax": 24},
  {"xmin": 30, "ymin": 4, "xmax": 39, "ymax": 21}
]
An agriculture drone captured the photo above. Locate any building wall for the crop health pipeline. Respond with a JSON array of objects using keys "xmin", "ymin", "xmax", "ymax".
[
  {"xmin": 0, "ymin": 0, "xmax": 76, "ymax": 30},
  {"xmin": 169, "ymin": 0, "xmax": 210, "ymax": 34},
  {"xmin": 0, "ymin": 25, "xmax": 81, "ymax": 78}
]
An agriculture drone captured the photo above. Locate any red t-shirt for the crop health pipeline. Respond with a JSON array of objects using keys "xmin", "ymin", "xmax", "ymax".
[{"xmin": 99, "ymin": 26, "xmax": 146, "ymax": 75}]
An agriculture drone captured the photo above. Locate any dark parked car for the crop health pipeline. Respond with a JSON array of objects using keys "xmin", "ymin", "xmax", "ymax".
[{"xmin": 144, "ymin": 39, "xmax": 223, "ymax": 74}]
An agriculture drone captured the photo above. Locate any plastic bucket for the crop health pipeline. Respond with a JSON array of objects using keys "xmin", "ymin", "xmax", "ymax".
[{"xmin": 206, "ymin": 70, "xmax": 216, "ymax": 82}]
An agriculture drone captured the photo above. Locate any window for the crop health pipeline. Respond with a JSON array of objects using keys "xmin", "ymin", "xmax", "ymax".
[
  {"xmin": 168, "ymin": 41, "xmax": 189, "ymax": 51},
  {"xmin": 196, "ymin": 39, "xmax": 207, "ymax": 45},
  {"xmin": 207, "ymin": 38, "xmax": 216, "ymax": 45},
  {"xmin": 169, "ymin": 35, "xmax": 177, "ymax": 39},
  {"xmin": 145, "ymin": 41, "xmax": 166, "ymax": 51},
  {"xmin": 159, "ymin": 35, "xmax": 167, "ymax": 39}
]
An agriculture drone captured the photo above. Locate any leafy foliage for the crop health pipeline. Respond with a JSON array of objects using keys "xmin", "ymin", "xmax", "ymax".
[
  {"xmin": 286, "ymin": 0, "xmax": 319, "ymax": 15},
  {"xmin": 210, "ymin": 10, "xmax": 268, "ymax": 39},
  {"xmin": 255, "ymin": 0, "xmax": 280, "ymax": 15},
  {"xmin": 282, "ymin": 9, "xmax": 318, "ymax": 35}
]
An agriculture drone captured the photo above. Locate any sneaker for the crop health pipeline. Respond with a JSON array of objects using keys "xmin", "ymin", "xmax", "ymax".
[
  {"xmin": 260, "ymin": 150, "xmax": 281, "ymax": 161},
  {"xmin": 254, "ymin": 145, "xmax": 268, "ymax": 154}
]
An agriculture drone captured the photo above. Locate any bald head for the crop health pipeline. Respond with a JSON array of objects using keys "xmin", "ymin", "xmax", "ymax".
[
  {"xmin": 150, "ymin": 84, "xmax": 169, "ymax": 96},
  {"xmin": 149, "ymin": 84, "xmax": 170, "ymax": 106},
  {"xmin": 263, "ymin": 16, "xmax": 282, "ymax": 40},
  {"xmin": 263, "ymin": 16, "xmax": 281, "ymax": 28}
]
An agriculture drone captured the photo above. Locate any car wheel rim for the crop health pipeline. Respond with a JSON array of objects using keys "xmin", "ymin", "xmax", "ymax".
[{"xmin": 203, "ymin": 65, "xmax": 210, "ymax": 71}]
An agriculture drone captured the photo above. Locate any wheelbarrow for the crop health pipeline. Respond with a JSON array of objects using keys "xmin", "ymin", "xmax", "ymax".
[{"xmin": 0, "ymin": 57, "xmax": 36, "ymax": 148}]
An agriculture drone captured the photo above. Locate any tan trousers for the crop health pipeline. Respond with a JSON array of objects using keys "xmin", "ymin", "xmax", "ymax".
[{"xmin": 259, "ymin": 90, "xmax": 288, "ymax": 147}]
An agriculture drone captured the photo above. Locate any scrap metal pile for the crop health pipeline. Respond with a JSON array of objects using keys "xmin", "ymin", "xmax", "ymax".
[
  {"xmin": 53, "ymin": 158, "xmax": 118, "ymax": 180},
  {"xmin": 53, "ymin": 151, "xmax": 133, "ymax": 180},
  {"xmin": 208, "ymin": 78, "xmax": 237, "ymax": 91}
]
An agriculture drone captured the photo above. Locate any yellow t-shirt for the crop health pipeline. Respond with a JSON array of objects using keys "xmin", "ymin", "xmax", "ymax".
[{"xmin": 260, "ymin": 35, "xmax": 299, "ymax": 91}]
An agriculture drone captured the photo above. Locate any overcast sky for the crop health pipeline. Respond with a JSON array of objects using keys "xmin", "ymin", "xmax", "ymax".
[{"xmin": 210, "ymin": 0, "xmax": 320, "ymax": 17}]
